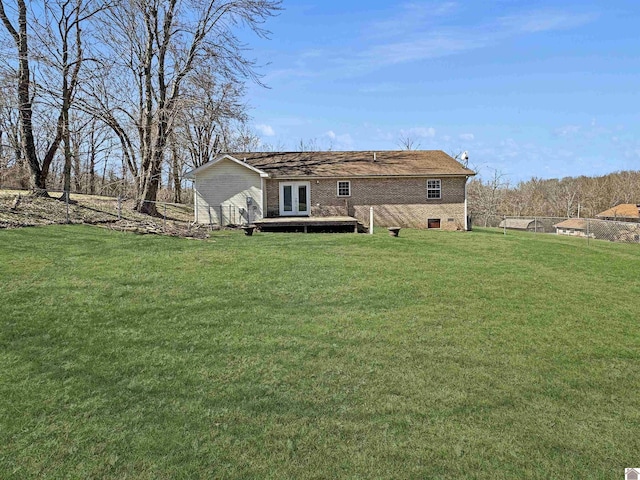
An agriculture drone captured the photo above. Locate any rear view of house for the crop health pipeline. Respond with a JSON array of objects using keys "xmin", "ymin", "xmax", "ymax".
[
  {"xmin": 595, "ymin": 204, "xmax": 640, "ymax": 222},
  {"xmin": 185, "ymin": 150, "xmax": 475, "ymax": 230}
]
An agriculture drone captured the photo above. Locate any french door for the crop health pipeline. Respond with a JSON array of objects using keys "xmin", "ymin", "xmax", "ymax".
[{"xmin": 279, "ymin": 182, "xmax": 310, "ymax": 216}]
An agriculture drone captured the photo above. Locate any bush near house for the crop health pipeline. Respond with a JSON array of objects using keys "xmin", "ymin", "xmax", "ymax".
[{"xmin": 1, "ymin": 226, "xmax": 639, "ymax": 478}]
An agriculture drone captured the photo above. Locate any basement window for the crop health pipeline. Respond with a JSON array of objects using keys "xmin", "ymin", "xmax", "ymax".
[
  {"xmin": 428, "ymin": 218, "xmax": 441, "ymax": 229},
  {"xmin": 427, "ymin": 179, "xmax": 441, "ymax": 199},
  {"xmin": 337, "ymin": 181, "xmax": 351, "ymax": 197}
]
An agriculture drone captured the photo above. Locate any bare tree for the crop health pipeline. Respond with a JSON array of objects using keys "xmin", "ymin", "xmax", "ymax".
[
  {"xmin": 34, "ymin": 0, "xmax": 106, "ymax": 200},
  {"xmin": 176, "ymin": 73, "xmax": 248, "ymax": 168},
  {"xmin": 0, "ymin": 0, "xmax": 44, "ymax": 191},
  {"xmin": 468, "ymin": 169, "xmax": 508, "ymax": 227},
  {"xmin": 397, "ymin": 134, "xmax": 420, "ymax": 150},
  {"xmin": 95, "ymin": 0, "xmax": 281, "ymax": 215}
]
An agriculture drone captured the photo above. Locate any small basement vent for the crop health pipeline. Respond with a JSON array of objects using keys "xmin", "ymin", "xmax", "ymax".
[{"xmin": 428, "ymin": 218, "xmax": 441, "ymax": 229}]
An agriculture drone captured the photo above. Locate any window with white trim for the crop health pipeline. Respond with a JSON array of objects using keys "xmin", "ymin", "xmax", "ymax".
[
  {"xmin": 337, "ymin": 180, "xmax": 351, "ymax": 197},
  {"xmin": 427, "ymin": 179, "xmax": 441, "ymax": 199}
]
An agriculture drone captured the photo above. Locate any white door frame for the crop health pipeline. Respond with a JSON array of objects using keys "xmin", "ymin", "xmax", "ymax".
[{"xmin": 279, "ymin": 181, "xmax": 310, "ymax": 216}]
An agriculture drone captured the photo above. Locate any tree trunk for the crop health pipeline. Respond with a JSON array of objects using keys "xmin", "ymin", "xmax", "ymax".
[
  {"xmin": 0, "ymin": 0, "xmax": 48, "ymax": 195},
  {"xmin": 88, "ymin": 128, "xmax": 96, "ymax": 195},
  {"xmin": 171, "ymin": 142, "xmax": 181, "ymax": 203}
]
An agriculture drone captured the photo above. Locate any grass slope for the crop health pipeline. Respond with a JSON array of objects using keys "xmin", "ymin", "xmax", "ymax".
[{"xmin": 1, "ymin": 226, "xmax": 639, "ymax": 478}]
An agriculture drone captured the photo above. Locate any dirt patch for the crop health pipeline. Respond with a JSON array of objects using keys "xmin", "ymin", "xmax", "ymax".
[{"xmin": 0, "ymin": 191, "xmax": 210, "ymax": 239}]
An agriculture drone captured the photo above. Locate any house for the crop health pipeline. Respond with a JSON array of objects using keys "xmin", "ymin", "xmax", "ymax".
[
  {"xmin": 554, "ymin": 218, "xmax": 589, "ymax": 237},
  {"xmin": 595, "ymin": 204, "xmax": 640, "ymax": 222},
  {"xmin": 185, "ymin": 151, "xmax": 475, "ymax": 230},
  {"xmin": 498, "ymin": 218, "xmax": 540, "ymax": 231}
]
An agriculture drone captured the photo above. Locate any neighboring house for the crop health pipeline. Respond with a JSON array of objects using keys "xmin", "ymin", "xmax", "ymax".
[
  {"xmin": 595, "ymin": 204, "xmax": 640, "ymax": 222},
  {"xmin": 185, "ymin": 151, "xmax": 475, "ymax": 230},
  {"xmin": 554, "ymin": 218, "xmax": 589, "ymax": 237},
  {"xmin": 498, "ymin": 218, "xmax": 539, "ymax": 231}
]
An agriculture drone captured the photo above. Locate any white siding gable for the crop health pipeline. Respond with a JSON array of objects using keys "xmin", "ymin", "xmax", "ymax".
[{"xmin": 194, "ymin": 158, "xmax": 263, "ymax": 225}]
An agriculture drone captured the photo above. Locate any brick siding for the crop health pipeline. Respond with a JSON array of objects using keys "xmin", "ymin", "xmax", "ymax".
[{"xmin": 265, "ymin": 176, "xmax": 467, "ymax": 229}]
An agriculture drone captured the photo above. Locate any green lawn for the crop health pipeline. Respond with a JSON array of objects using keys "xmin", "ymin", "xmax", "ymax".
[{"xmin": 1, "ymin": 226, "xmax": 639, "ymax": 478}]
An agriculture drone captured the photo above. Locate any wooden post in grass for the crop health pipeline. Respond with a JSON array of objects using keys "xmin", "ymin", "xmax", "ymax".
[
  {"xmin": 163, "ymin": 203, "xmax": 167, "ymax": 231},
  {"xmin": 117, "ymin": 196, "xmax": 122, "ymax": 220}
]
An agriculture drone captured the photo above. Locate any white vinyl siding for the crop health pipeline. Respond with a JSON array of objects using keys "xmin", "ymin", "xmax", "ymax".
[{"xmin": 194, "ymin": 158, "xmax": 263, "ymax": 224}]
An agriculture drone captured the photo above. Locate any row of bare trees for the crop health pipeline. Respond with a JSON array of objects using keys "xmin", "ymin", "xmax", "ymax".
[
  {"xmin": 0, "ymin": 0, "xmax": 280, "ymax": 213},
  {"xmin": 468, "ymin": 169, "xmax": 640, "ymax": 226}
]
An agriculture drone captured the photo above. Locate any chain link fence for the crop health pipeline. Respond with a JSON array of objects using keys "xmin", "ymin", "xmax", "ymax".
[
  {"xmin": 499, "ymin": 216, "xmax": 640, "ymax": 244},
  {"xmin": 0, "ymin": 187, "xmax": 200, "ymax": 235}
]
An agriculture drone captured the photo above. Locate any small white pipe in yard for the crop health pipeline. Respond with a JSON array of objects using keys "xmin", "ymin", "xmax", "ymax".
[{"xmin": 369, "ymin": 206, "xmax": 374, "ymax": 234}]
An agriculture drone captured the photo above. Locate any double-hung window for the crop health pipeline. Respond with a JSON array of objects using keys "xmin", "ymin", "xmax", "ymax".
[
  {"xmin": 337, "ymin": 181, "xmax": 351, "ymax": 197},
  {"xmin": 427, "ymin": 179, "xmax": 441, "ymax": 199}
]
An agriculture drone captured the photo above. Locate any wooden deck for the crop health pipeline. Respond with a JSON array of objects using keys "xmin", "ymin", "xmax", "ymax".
[{"xmin": 254, "ymin": 216, "xmax": 363, "ymax": 233}]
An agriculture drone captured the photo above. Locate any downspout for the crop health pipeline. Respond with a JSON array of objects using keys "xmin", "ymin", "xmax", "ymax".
[
  {"xmin": 261, "ymin": 176, "xmax": 267, "ymax": 219},
  {"xmin": 194, "ymin": 177, "xmax": 198, "ymax": 224},
  {"xmin": 464, "ymin": 176, "xmax": 469, "ymax": 231}
]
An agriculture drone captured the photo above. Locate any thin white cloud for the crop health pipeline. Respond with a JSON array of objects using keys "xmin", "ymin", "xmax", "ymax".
[
  {"xmin": 497, "ymin": 10, "xmax": 596, "ymax": 34},
  {"xmin": 335, "ymin": 6, "xmax": 597, "ymax": 73},
  {"xmin": 367, "ymin": 2, "xmax": 459, "ymax": 39},
  {"xmin": 459, "ymin": 133, "xmax": 474, "ymax": 141},
  {"xmin": 256, "ymin": 124, "xmax": 275, "ymax": 137}
]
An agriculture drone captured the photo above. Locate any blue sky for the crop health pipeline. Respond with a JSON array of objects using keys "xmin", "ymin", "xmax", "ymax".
[{"xmin": 243, "ymin": 1, "xmax": 640, "ymax": 181}]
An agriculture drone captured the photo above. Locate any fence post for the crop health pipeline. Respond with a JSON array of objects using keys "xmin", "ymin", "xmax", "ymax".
[
  {"xmin": 117, "ymin": 196, "xmax": 122, "ymax": 220},
  {"xmin": 534, "ymin": 217, "xmax": 537, "ymax": 234},
  {"xmin": 219, "ymin": 205, "xmax": 223, "ymax": 226},
  {"xmin": 503, "ymin": 216, "xmax": 506, "ymax": 235},
  {"xmin": 586, "ymin": 218, "xmax": 590, "ymax": 246},
  {"xmin": 163, "ymin": 203, "xmax": 167, "ymax": 231},
  {"xmin": 65, "ymin": 191, "xmax": 69, "ymax": 224},
  {"xmin": 208, "ymin": 205, "xmax": 212, "ymax": 225}
]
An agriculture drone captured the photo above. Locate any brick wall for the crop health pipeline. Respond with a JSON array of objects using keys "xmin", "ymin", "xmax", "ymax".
[{"xmin": 265, "ymin": 176, "xmax": 468, "ymax": 229}]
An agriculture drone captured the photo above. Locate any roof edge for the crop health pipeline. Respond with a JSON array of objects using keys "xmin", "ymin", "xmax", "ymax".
[{"xmin": 184, "ymin": 154, "xmax": 269, "ymax": 179}]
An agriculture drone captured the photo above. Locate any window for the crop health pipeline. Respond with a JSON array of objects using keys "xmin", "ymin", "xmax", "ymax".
[
  {"xmin": 428, "ymin": 218, "xmax": 441, "ymax": 229},
  {"xmin": 427, "ymin": 179, "xmax": 441, "ymax": 199},
  {"xmin": 337, "ymin": 180, "xmax": 351, "ymax": 197}
]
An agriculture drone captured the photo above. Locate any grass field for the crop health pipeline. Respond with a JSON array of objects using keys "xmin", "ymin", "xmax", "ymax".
[{"xmin": 1, "ymin": 226, "xmax": 639, "ymax": 478}]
